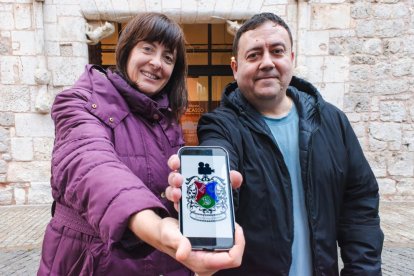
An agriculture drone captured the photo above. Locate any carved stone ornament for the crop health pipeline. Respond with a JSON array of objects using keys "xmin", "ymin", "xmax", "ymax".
[{"xmin": 85, "ymin": 21, "xmax": 115, "ymax": 45}]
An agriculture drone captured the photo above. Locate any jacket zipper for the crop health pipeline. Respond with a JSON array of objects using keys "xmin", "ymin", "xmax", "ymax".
[
  {"xmin": 306, "ymin": 130, "xmax": 321, "ymax": 275},
  {"xmin": 261, "ymin": 118, "xmax": 294, "ymax": 272}
]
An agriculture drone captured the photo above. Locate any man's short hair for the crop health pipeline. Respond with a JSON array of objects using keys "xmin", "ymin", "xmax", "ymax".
[{"xmin": 232, "ymin": 13, "xmax": 293, "ymax": 59}]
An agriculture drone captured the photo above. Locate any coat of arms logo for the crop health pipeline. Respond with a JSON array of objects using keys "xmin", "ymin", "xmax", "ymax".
[{"xmin": 185, "ymin": 162, "xmax": 228, "ymax": 222}]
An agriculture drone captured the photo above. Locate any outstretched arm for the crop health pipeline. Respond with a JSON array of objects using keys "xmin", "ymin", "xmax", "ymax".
[
  {"xmin": 129, "ymin": 209, "xmax": 245, "ymax": 276},
  {"xmin": 139, "ymin": 154, "xmax": 244, "ymax": 275}
]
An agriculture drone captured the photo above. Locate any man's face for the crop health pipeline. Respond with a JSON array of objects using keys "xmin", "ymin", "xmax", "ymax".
[{"xmin": 231, "ymin": 21, "xmax": 294, "ymax": 108}]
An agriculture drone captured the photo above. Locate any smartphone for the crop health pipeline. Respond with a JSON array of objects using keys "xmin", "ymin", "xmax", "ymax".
[{"xmin": 178, "ymin": 146, "xmax": 235, "ymax": 251}]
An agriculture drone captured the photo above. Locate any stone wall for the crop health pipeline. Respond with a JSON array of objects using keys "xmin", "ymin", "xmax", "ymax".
[
  {"xmin": 0, "ymin": 0, "xmax": 413, "ymax": 204},
  {"xmin": 298, "ymin": 0, "xmax": 414, "ymax": 200},
  {"xmin": 342, "ymin": 0, "xmax": 413, "ymax": 201},
  {"xmin": 0, "ymin": 0, "xmax": 87, "ymax": 204}
]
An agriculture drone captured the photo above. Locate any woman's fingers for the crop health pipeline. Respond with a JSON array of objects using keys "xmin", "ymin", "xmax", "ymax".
[
  {"xmin": 175, "ymin": 235, "xmax": 192, "ymax": 262},
  {"xmin": 228, "ymin": 224, "xmax": 245, "ymax": 267}
]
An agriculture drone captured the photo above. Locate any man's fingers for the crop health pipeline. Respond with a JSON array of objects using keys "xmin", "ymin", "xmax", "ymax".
[
  {"xmin": 165, "ymin": 186, "xmax": 182, "ymax": 202},
  {"xmin": 229, "ymin": 170, "xmax": 243, "ymax": 189},
  {"xmin": 168, "ymin": 171, "xmax": 184, "ymax": 188},
  {"xmin": 168, "ymin": 154, "xmax": 180, "ymax": 170}
]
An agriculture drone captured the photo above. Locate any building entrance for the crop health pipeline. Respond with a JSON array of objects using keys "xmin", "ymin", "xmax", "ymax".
[{"xmin": 89, "ymin": 22, "xmax": 235, "ymax": 145}]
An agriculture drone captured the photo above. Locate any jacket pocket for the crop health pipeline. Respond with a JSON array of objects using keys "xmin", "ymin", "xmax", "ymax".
[
  {"xmin": 46, "ymin": 219, "xmax": 104, "ymax": 275},
  {"xmin": 67, "ymin": 248, "xmax": 94, "ymax": 276}
]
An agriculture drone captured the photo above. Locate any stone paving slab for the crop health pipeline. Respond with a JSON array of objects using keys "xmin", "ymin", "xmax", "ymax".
[
  {"xmin": 381, "ymin": 202, "xmax": 414, "ymax": 244},
  {"xmin": 0, "ymin": 202, "xmax": 413, "ymax": 274},
  {"xmin": 0, "ymin": 249, "xmax": 40, "ymax": 275},
  {"xmin": 0, "ymin": 205, "xmax": 50, "ymax": 251},
  {"xmin": 2, "ymin": 246, "xmax": 413, "ymax": 275}
]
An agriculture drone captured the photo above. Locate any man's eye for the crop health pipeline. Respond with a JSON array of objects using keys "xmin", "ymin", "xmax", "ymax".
[
  {"xmin": 273, "ymin": 48, "xmax": 286, "ymax": 55},
  {"xmin": 247, "ymin": 53, "xmax": 258, "ymax": 60}
]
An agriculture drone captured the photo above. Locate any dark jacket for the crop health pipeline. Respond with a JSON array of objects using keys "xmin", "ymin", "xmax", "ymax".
[
  {"xmin": 198, "ymin": 77, "xmax": 383, "ymax": 276},
  {"xmin": 38, "ymin": 65, "xmax": 191, "ymax": 276}
]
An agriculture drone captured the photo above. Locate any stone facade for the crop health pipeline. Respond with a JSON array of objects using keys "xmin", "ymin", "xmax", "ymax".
[{"xmin": 0, "ymin": 0, "xmax": 413, "ymax": 205}]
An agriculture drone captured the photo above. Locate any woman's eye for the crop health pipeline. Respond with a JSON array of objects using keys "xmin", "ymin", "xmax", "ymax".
[
  {"xmin": 164, "ymin": 54, "xmax": 174, "ymax": 64},
  {"xmin": 142, "ymin": 46, "xmax": 153, "ymax": 52}
]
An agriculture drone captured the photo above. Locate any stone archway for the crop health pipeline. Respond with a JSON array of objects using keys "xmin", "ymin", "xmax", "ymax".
[{"xmin": 80, "ymin": 0, "xmax": 263, "ymax": 24}]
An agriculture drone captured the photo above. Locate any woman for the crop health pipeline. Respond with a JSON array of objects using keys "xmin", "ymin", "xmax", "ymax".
[{"xmin": 38, "ymin": 13, "xmax": 244, "ymax": 276}]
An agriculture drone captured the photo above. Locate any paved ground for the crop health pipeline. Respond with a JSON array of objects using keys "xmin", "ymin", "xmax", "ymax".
[{"xmin": 1, "ymin": 202, "xmax": 414, "ymax": 275}]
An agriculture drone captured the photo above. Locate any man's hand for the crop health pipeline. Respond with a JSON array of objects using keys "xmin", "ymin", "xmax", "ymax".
[{"xmin": 166, "ymin": 154, "xmax": 243, "ymax": 211}]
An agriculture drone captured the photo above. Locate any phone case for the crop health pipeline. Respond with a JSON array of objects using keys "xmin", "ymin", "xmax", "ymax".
[{"xmin": 178, "ymin": 146, "xmax": 235, "ymax": 251}]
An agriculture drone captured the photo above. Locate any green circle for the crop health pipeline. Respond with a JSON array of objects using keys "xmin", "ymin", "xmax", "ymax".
[{"xmin": 198, "ymin": 194, "xmax": 216, "ymax": 209}]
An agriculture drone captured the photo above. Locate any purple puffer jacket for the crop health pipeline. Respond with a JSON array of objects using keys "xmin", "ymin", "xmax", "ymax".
[{"xmin": 38, "ymin": 65, "xmax": 191, "ymax": 276}]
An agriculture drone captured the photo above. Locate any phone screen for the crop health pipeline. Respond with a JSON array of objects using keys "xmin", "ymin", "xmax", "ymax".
[{"xmin": 179, "ymin": 146, "xmax": 234, "ymax": 250}]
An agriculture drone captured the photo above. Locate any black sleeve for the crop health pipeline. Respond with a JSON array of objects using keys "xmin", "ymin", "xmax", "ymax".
[
  {"xmin": 338, "ymin": 115, "xmax": 384, "ymax": 275},
  {"xmin": 197, "ymin": 109, "xmax": 243, "ymax": 211}
]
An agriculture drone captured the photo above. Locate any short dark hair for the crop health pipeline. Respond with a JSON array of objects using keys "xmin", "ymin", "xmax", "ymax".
[
  {"xmin": 116, "ymin": 12, "xmax": 187, "ymax": 119},
  {"xmin": 232, "ymin": 13, "xmax": 293, "ymax": 60}
]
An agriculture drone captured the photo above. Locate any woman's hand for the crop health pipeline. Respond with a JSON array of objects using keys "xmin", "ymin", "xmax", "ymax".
[
  {"xmin": 159, "ymin": 217, "xmax": 245, "ymax": 276},
  {"xmin": 129, "ymin": 210, "xmax": 245, "ymax": 276},
  {"xmin": 166, "ymin": 154, "xmax": 243, "ymax": 212},
  {"xmin": 160, "ymin": 153, "xmax": 245, "ymax": 275}
]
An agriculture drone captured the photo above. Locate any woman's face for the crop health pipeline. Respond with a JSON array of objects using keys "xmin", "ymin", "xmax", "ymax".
[{"xmin": 126, "ymin": 41, "xmax": 176, "ymax": 96}]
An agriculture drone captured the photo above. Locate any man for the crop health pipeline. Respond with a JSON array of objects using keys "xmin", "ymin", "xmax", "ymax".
[{"xmin": 168, "ymin": 12, "xmax": 383, "ymax": 275}]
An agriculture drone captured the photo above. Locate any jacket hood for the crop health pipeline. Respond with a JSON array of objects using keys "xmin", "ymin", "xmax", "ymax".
[
  {"xmin": 73, "ymin": 65, "xmax": 171, "ymax": 126},
  {"xmin": 107, "ymin": 69, "xmax": 170, "ymax": 113},
  {"xmin": 220, "ymin": 76, "xmax": 325, "ymax": 134},
  {"xmin": 221, "ymin": 76, "xmax": 325, "ymax": 115}
]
